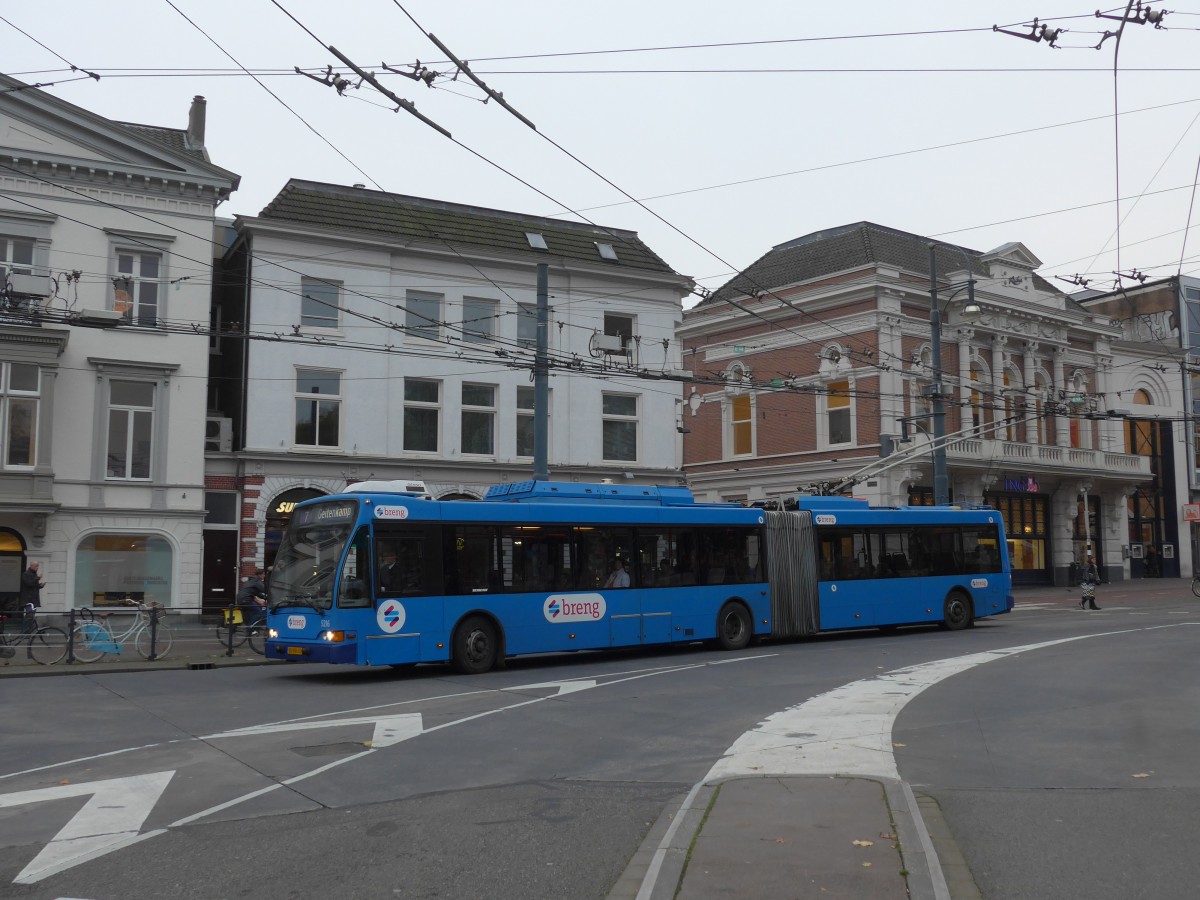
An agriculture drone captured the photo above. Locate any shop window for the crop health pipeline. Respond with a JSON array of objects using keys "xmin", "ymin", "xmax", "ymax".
[{"xmin": 74, "ymin": 533, "xmax": 173, "ymax": 607}]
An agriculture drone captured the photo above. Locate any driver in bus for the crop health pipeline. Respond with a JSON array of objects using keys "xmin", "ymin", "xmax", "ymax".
[
  {"xmin": 603, "ymin": 556, "xmax": 631, "ymax": 589},
  {"xmin": 377, "ymin": 548, "xmax": 400, "ymax": 593}
]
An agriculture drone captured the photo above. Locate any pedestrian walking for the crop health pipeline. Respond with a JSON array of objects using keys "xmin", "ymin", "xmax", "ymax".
[{"xmin": 1078, "ymin": 555, "xmax": 1101, "ymax": 610}]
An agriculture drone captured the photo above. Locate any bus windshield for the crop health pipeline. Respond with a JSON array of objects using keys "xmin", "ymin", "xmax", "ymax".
[{"xmin": 268, "ymin": 499, "xmax": 359, "ymax": 611}]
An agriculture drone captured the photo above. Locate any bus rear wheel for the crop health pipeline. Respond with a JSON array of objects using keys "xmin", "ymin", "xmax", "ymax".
[
  {"xmin": 715, "ymin": 602, "xmax": 752, "ymax": 651},
  {"xmin": 941, "ymin": 592, "xmax": 973, "ymax": 631},
  {"xmin": 453, "ymin": 615, "xmax": 497, "ymax": 675}
]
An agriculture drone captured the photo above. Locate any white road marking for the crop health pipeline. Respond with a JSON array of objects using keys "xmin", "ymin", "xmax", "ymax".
[
  {"xmin": 203, "ymin": 713, "xmax": 424, "ymax": 749},
  {"xmin": 2, "ymin": 655, "xmax": 778, "ymax": 885},
  {"xmin": 637, "ymin": 628, "xmax": 1153, "ymax": 900},
  {"xmin": 708, "ymin": 635, "xmax": 1091, "ymax": 780},
  {"xmin": 0, "ymin": 771, "xmax": 173, "ymax": 884}
]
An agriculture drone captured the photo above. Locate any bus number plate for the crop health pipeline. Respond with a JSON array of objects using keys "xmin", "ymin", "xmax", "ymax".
[{"xmin": 287, "ymin": 646, "xmax": 305, "ymax": 656}]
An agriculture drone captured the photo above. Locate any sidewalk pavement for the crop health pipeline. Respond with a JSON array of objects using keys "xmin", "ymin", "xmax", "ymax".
[
  {"xmin": 0, "ymin": 621, "xmax": 274, "ymax": 677},
  {"xmin": 5, "ymin": 579, "xmax": 1194, "ymax": 898}
]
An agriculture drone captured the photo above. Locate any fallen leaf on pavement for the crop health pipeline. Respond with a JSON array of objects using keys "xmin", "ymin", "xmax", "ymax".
[{"xmin": 853, "ymin": 840, "xmax": 875, "ymax": 847}]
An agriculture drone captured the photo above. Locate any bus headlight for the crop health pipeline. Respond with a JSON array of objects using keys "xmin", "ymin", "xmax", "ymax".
[
  {"xmin": 322, "ymin": 630, "xmax": 345, "ymax": 642},
  {"xmin": 268, "ymin": 628, "xmax": 279, "ymax": 639}
]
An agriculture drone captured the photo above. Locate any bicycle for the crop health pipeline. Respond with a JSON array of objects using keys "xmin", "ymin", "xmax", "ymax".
[
  {"xmin": 1192, "ymin": 575, "xmax": 1200, "ymax": 599},
  {"xmin": 71, "ymin": 600, "xmax": 173, "ymax": 662},
  {"xmin": 0, "ymin": 608, "xmax": 69, "ymax": 665},
  {"xmin": 215, "ymin": 606, "xmax": 266, "ymax": 656}
]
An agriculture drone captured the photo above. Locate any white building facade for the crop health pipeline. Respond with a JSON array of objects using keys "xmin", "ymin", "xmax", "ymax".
[
  {"xmin": 203, "ymin": 180, "xmax": 691, "ymax": 601},
  {"xmin": 0, "ymin": 75, "xmax": 238, "ymax": 612}
]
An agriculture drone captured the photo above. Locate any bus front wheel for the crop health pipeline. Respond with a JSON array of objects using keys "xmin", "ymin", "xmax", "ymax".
[
  {"xmin": 941, "ymin": 592, "xmax": 973, "ymax": 631},
  {"xmin": 715, "ymin": 602, "xmax": 752, "ymax": 651},
  {"xmin": 453, "ymin": 615, "xmax": 498, "ymax": 674}
]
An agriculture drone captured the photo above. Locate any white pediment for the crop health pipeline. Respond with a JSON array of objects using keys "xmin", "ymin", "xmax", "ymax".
[
  {"xmin": 0, "ymin": 111, "xmax": 112, "ymax": 163},
  {"xmin": 0, "ymin": 75, "xmax": 237, "ymax": 196},
  {"xmin": 981, "ymin": 241, "xmax": 1042, "ymax": 271}
]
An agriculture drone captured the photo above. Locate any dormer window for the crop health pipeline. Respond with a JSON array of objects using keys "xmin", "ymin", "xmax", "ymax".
[{"xmin": 595, "ymin": 242, "xmax": 618, "ymax": 261}]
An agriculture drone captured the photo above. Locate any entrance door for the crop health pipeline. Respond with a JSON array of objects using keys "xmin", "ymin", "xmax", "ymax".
[
  {"xmin": 0, "ymin": 528, "xmax": 26, "ymax": 613},
  {"xmin": 202, "ymin": 531, "xmax": 238, "ymax": 614}
]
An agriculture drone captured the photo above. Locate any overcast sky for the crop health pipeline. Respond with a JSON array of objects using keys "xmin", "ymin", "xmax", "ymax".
[{"xmin": 5, "ymin": 1, "xmax": 1200, "ymax": 304}]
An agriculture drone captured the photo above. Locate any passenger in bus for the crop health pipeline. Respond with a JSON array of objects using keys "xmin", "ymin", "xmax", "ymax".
[{"xmin": 603, "ymin": 556, "xmax": 631, "ymax": 589}]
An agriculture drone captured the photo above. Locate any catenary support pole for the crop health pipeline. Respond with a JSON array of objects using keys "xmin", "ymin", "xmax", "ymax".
[
  {"xmin": 533, "ymin": 262, "xmax": 550, "ymax": 481},
  {"xmin": 929, "ymin": 245, "xmax": 949, "ymax": 505}
]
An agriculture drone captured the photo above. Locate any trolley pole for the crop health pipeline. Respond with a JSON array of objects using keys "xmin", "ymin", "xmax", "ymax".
[{"xmin": 533, "ymin": 262, "xmax": 550, "ymax": 481}]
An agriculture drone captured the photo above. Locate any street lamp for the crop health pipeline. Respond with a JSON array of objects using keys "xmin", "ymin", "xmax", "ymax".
[{"xmin": 927, "ymin": 244, "xmax": 981, "ymax": 505}]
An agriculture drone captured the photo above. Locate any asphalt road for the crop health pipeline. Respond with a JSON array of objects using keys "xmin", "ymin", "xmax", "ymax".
[
  {"xmin": 896, "ymin": 601, "xmax": 1200, "ymax": 900},
  {"xmin": 1, "ymin": 589, "xmax": 1197, "ymax": 899}
]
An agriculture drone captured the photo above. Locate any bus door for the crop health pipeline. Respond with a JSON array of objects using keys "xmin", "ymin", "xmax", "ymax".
[
  {"xmin": 368, "ymin": 524, "xmax": 443, "ymax": 665},
  {"xmin": 573, "ymin": 526, "xmax": 640, "ymax": 648},
  {"xmin": 816, "ymin": 528, "xmax": 876, "ymax": 629}
]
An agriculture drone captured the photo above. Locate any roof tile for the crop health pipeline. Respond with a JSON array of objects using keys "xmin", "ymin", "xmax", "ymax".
[{"xmin": 256, "ymin": 180, "xmax": 681, "ymax": 275}]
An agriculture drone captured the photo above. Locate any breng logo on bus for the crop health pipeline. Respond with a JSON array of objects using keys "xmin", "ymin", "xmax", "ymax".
[
  {"xmin": 543, "ymin": 593, "xmax": 607, "ymax": 623},
  {"xmin": 815, "ymin": 514, "xmax": 837, "ymax": 525},
  {"xmin": 377, "ymin": 600, "xmax": 406, "ymax": 633},
  {"xmin": 373, "ymin": 505, "xmax": 410, "ymax": 520}
]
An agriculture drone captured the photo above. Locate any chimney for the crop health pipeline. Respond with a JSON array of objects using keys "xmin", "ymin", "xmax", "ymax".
[{"xmin": 187, "ymin": 95, "xmax": 207, "ymax": 149}]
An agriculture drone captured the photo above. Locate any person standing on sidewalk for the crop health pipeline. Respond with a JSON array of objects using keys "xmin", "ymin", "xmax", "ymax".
[
  {"xmin": 1078, "ymin": 555, "xmax": 1101, "ymax": 610},
  {"xmin": 19, "ymin": 560, "xmax": 45, "ymax": 632}
]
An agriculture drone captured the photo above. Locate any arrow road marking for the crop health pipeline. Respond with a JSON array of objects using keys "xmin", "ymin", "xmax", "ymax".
[
  {"xmin": 1, "ymin": 655, "xmax": 776, "ymax": 885},
  {"xmin": 203, "ymin": 713, "xmax": 424, "ymax": 749},
  {"xmin": 0, "ymin": 771, "xmax": 173, "ymax": 884}
]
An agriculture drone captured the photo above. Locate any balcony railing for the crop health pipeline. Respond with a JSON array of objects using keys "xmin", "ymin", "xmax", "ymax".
[{"xmin": 945, "ymin": 436, "xmax": 1151, "ymax": 479}]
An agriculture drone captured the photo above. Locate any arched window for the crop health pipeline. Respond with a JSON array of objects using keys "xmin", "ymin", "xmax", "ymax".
[
  {"xmin": 1127, "ymin": 389, "xmax": 1155, "ymax": 455},
  {"xmin": 1034, "ymin": 373, "xmax": 1049, "ymax": 444},
  {"xmin": 1001, "ymin": 370, "xmax": 1020, "ymax": 442},
  {"xmin": 908, "ymin": 347, "xmax": 933, "ymax": 434},
  {"xmin": 969, "ymin": 365, "xmax": 986, "ymax": 435},
  {"xmin": 1069, "ymin": 372, "xmax": 1090, "ymax": 449}
]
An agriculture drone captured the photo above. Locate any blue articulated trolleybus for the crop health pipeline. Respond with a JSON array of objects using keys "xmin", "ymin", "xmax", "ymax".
[{"xmin": 265, "ymin": 480, "xmax": 1014, "ymax": 674}]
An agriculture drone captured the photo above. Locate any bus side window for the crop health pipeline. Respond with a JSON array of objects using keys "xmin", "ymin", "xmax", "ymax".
[{"xmin": 375, "ymin": 526, "xmax": 439, "ymax": 597}]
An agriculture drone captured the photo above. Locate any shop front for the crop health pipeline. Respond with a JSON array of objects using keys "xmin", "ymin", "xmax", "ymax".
[
  {"xmin": 986, "ymin": 476, "xmax": 1053, "ymax": 586},
  {"xmin": 265, "ymin": 487, "xmax": 326, "ymax": 569}
]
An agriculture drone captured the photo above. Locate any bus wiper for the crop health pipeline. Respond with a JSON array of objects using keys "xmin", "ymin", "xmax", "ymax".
[{"xmin": 272, "ymin": 596, "xmax": 322, "ymax": 613}]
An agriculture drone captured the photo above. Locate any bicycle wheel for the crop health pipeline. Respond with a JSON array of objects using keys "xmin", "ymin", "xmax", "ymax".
[
  {"xmin": 135, "ymin": 622, "xmax": 173, "ymax": 659},
  {"xmin": 29, "ymin": 626, "xmax": 68, "ymax": 665},
  {"xmin": 246, "ymin": 621, "xmax": 266, "ymax": 656},
  {"xmin": 1192, "ymin": 577, "xmax": 1200, "ymax": 599},
  {"xmin": 71, "ymin": 621, "xmax": 108, "ymax": 663},
  {"xmin": 215, "ymin": 623, "xmax": 248, "ymax": 648}
]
